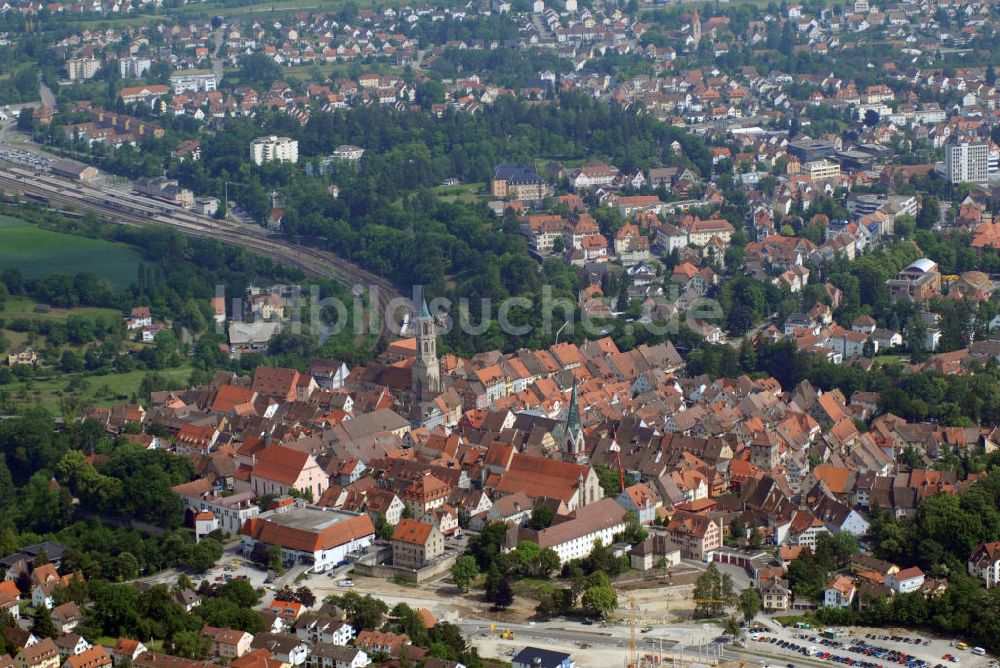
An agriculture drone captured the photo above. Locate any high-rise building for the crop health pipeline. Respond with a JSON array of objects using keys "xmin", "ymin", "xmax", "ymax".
[
  {"xmin": 945, "ymin": 142, "xmax": 989, "ymax": 185},
  {"xmin": 66, "ymin": 57, "xmax": 101, "ymax": 81},
  {"xmin": 119, "ymin": 57, "xmax": 152, "ymax": 79},
  {"xmin": 250, "ymin": 136, "xmax": 299, "ymax": 166}
]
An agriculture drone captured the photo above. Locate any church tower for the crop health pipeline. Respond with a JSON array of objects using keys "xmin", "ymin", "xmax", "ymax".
[
  {"xmin": 563, "ymin": 381, "xmax": 585, "ymax": 460},
  {"xmin": 691, "ymin": 8, "xmax": 702, "ymax": 46},
  {"xmin": 411, "ymin": 300, "xmax": 441, "ymax": 402}
]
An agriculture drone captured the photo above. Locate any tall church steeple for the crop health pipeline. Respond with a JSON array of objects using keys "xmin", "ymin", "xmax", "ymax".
[
  {"xmin": 411, "ymin": 300, "xmax": 441, "ymax": 402},
  {"xmin": 691, "ymin": 8, "xmax": 702, "ymax": 46},
  {"xmin": 564, "ymin": 380, "xmax": 585, "ymax": 458}
]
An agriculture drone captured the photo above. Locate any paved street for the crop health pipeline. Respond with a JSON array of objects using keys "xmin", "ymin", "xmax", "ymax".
[{"xmin": 133, "ymin": 545, "xmax": 995, "ymax": 668}]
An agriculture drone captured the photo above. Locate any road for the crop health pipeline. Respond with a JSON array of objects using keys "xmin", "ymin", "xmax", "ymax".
[
  {"xmin": 38, "ymin": 78, "xmax": 55, "ymax": 108},
  {"xmin": 0, "ymin": 163, "xmax": 407, "ymax": 337},
  {"xmin": 211, "ymin": 25, "xmax": 225, "ymax": 82},
  {"xmin": 531, "ymin": 13, "xmax": 551, "ymax": 41}
]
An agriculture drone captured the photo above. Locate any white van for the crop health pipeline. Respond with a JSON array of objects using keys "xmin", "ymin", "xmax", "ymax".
[{"xmin": 971, "ymin": 648, "xmax": 985, "ymax": 657}]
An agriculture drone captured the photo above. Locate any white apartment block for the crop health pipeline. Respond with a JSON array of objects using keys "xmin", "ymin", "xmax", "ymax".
[
  {"xmin": 252, "ymin": 136, "xmax": 299, "ymax": 165},
  {"xmin": 67, "ymin": 57, "xmax": 101, "ymax": 80},
  {"xmin": 805, "ymin": 159, "xmax": 841, "ymax": 181},
  {"xmin": 120, "ymin": 57, "xmax": 152, "ymax": 79},
  {"xmin": 170, "ymin": 70, "xmax": 218, "ymax": 94},
  {"xmin": 945, "ymin": 142, "xmax": 989, "ymax": 185}
]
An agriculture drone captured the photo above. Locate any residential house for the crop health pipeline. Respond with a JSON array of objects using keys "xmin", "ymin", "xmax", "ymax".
[
  {"xmin": 664, "ymin": 510, "xmax": 723, "ymax": 560},
  {"xmin": 823, "ymin": 575, "xmax": 856, "ymax": 607},
  {"xmin": 968, "ymin": 541, "xmax": 1000, "ymax": 588},
  {"xmin": 62, "ymin": 648, "xmax": 111, "ymax": 668},
  {"xmin": 249, "ymin": 635, "xmax": 307, "ymax": 667},
  {"xmin": 391, "ymin": 520, "xmax": 444, "ymax": 569},
  {"xmin": 6, "ymin": 348, "xmax": 37, "ymax": 366},
  {"xmin": 307, "ymin": 645, "xmax": 369, "ymax": 668},
  {"xmin": 0, "ymin": 581, "xmax": 20, "ymax": 621},
  {"xmin": 617, "ymin": 483, "xmax": 659, "ymax": 525},
  {"xmin": 250, "ymin": 446, "xmax": 329, "ymax": 500},
  {"xmin": 15, "ymin": 639, "xmax": 60, "ymax": 668},
  {"xmin": 885, "ymin": 566, "xmax": 924, "ymax": 593},
  {"xmin": 200, "ymin": 628, "xmax": 253, "ymax": 660},
  {"xmin": 55, "ymin": 635, "xmax": 91, "ymax": 660},
  {"xmin": 50, "ymin": 604, "xmax": 82, "ymax": 635},
  {"xmin": 294, "ymin": 611, "xmax": 354, "ymax": 646},
  {"xmin": 760, "ymin": 576, "xmax": 792, "ymax": 611},
  {"xmin": 111, "ymin": 640, "xmax": 146, "ymax": 667}
]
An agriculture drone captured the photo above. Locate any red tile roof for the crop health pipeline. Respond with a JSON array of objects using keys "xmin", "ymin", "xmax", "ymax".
[
  {"xmin": 241, "ymin": 514, "xmax": 375, "ymax": 553},
  {"xmin": 391, "ymin": 519, "xmax": 436, "ymax": 545},
  {"xmin": 252, "ymin": 446, "xmax": 311, "ymax": 486}
]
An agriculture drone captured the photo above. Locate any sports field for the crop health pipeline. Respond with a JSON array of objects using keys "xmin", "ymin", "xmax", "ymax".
[{"xmin": 0, "ymin": 214, "xmax": 143, "ymax": 290}]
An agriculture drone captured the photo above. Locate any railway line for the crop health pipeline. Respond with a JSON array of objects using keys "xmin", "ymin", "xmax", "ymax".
[{"xmin": 0, "ymin": 165, "xmax": 407, "ymax": 339}]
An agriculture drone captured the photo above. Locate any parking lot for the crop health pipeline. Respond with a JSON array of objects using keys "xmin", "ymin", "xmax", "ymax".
[
  {"xmin": 0, "ymin": 145, "xmax": 52, "ymax": 169},
  {"xmin": 748, "ymin": 625, "xmax": 994, "ymax": 668}
]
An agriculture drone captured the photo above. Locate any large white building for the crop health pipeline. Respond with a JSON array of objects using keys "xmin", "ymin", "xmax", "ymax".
[
  {"xmin": 252, "ymin": 135, "xmax": 299, "ymax": 166},
  {"xmin": 240, "ymin": 506, "xmax": 375, "ymax": 572},
  {"xmin": 804, "ymin": 159, "xmax": 841, "ymax": 181},
  {"xmin": 945, "ymin": 142, "xmax": 989, "ymax": 185},
  {"xmin": 503, "ymin": 497, "xmax": 627, "ymax": 564},
  {"xmin": 120, "ymin": 57, "xmax": 152, "ymax": 79},
  {"xmin": 169, "ymin": 70, "xmax": 218, "ymax": 94},
  {"xmin": 171, "ymin": 478, "xmax": 260, "ymax": 536},
  {"xmin": 67, "ymin": 57, "xmax": 101, "ymax": 81}
]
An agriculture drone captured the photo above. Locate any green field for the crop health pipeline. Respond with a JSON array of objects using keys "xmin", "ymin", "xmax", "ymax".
[
  {"xmin": 5, "ymin": 364, "xmax": 193, "ymax": 411},
  {"xmin": 433, "ymin": 183, "xmax": 484, "ymax": 204},
  {"xmin": 1, "ymin": 297, "xmax": 125, "ymax": 355},
  {"xmin": 0, "ymin": 215, "xmax": 144, "ymax": 290},
  {"xmin": 1, "ymin": 296, "xmax": 122, "ymax": 324}
]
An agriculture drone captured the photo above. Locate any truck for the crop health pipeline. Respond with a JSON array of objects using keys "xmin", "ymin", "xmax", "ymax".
[{"xmin": 823, "ymin": 631, "xmax": 839, "ymax": 640}]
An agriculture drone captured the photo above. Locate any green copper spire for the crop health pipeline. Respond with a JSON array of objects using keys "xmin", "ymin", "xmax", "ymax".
[{"xmin": 566, "ymin": 380, "xmax": 582, "ymax": 440}]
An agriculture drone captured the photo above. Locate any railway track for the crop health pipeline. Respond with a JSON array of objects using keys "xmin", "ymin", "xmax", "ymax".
[{"xmin": 0, "ymin": 166, "xmax": 408, "ymax": 340}]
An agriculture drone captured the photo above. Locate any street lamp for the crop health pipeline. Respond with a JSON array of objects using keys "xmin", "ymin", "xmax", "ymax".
[{"xmin": 555, "ymin": 320, "xmax": 569, "ymax": 344}]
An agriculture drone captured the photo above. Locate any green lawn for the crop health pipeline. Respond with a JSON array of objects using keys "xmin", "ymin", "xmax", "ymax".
[
  {"xmin": 874, "ymin": 354, "xmax": 911, "ymax": 367},
  {"xmin": 173, "ymin": 0, "xmax": 408, "ymax": 19},
  {"xmin": 512, "ymin": 577, "xmax": 557, "ymax": 601},
  {"xmin": 1, "ymin": 296, "xmax": 122, "ymax": 324},
  {"xmin": 1, "ymin": 296, "xmax": 125, "ymax": 361},
  {"xmin": 433, "ymin": 183, "xmax": 484, "ymax": 204},
  {"xmin": 5, "ymin": 364, "xmax": 194, "ymax": 411},
  {"xmin": 0, "ymin": 214, "xmax": 143, "ymax": 290}
]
